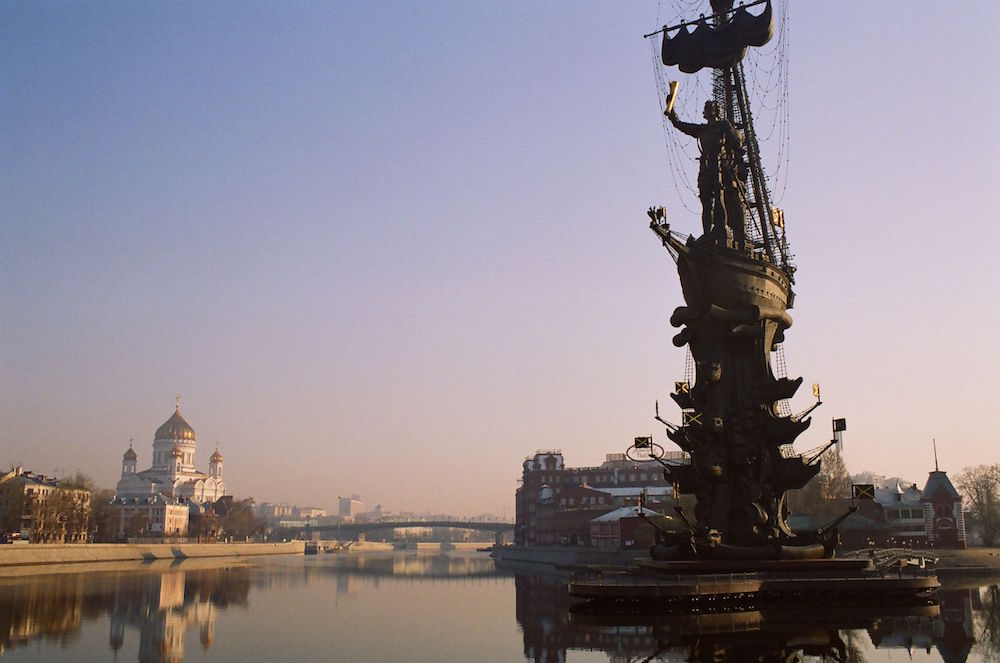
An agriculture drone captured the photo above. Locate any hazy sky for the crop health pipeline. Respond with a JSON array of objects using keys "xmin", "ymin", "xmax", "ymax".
[{"xmin": 3, "ymin": 2, "xmax": 998, "ymax": 517}]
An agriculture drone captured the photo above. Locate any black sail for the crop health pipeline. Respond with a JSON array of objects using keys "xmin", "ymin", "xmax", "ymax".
[{"xmin": 661, "ymin": 1, "xmax": 773, "ymax": 73}]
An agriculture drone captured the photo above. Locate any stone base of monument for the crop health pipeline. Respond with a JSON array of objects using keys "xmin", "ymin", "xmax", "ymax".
[{"xmin": 568, "ymin": 556, "xmax": 939, "ymax": 608}]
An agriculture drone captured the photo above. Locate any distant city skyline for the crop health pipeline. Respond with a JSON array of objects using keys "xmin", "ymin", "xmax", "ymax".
[{"xmin": 3, "ymin": 2, "xmax": 998, "ymax": 516}]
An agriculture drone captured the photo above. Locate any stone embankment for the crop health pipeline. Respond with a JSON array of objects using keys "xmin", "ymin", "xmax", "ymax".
[
  {"xmin": 492, "ymin": 545, "xmax": 1000, "ymax": 575},
  {"xmin": 933, "ymin": 546, "xmax": 1000, "ymax": 579},
  {"xmin": 491, "ymin": 545, "xmax": 642, "ymax": 570},
  {"xmin": 0, "ymin": 541, "xmax": 303, "ymax": 567}
]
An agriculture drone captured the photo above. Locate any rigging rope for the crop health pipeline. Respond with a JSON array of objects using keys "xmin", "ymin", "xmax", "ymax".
[{"xmin": 650, "ymin": 0, "xmax": 791, "ymax": 220}]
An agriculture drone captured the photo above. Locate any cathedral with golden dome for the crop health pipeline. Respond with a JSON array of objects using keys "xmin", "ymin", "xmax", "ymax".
[{"xmin": 116, "ymin": 405, "xmax": 228, "ymax": 503}]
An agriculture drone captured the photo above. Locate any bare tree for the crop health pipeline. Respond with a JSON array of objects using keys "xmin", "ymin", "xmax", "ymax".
[
  {"xmin": 60, "ymin": 472, "xmax": 94, "ymax": 491},
  {"xmin": 120, "ymin": 509, "xmax": 150, "ymax": 540},
  {"xmin": 1, "ymin": 496, "xmax": 25, "ymax": 536},
  {"xmin": 975, "ymin": 584, "xmax": 1000, "ymax": 659},
  {"xmin": 957, "ymin": 464, "xmax": 1000, "ymax": 546},
  {"xmin": 190, "ymin": 509, "xmax": 220, "ymax": 541},
  {"xmin": 89, "ymin": 488, "xmax": 117, "ymax": 542},
  {"xmin": 789, "ymin": 450, "xmax": 852, "ymax": 521},
  {"xmin": 219, "ymin": 499, "xmax": 263, "ymax": 540},
  {"xmin": 30, "ymin": 489, "xmax": 90, "ymax": 543}
]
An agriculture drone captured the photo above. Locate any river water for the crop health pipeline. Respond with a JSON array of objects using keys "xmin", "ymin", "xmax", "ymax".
[{"xmin": 1, "ymin": 550, "xmax": 998, "ymax": 662}]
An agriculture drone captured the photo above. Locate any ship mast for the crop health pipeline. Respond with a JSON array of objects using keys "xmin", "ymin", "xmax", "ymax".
[
  {"xmin": 709, "ymin": 0, "xmax": 784, "ymax": 270},
  {"xmin": 654, "ymin": 0, "xmax": 792, "ymax": 279},
  {"xmin": 732, "ymin": 63, "xmax": 778, "ymax": 265}
]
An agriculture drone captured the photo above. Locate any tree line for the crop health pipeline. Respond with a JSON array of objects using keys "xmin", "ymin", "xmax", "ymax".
[{"xmin": 3, "ymin": 470, "xmax": 264, "ymax": 542}]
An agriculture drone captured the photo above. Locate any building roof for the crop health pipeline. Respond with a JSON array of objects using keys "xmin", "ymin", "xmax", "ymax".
[
  {"xmin": 591, "ymin": 506, "xmax": 663, "ymax": 522},
  {"xmin": 123, "ymin": 444, "xmax": 137, "ymax": 461},
  {"xmin": 598, "ymin": 486, "xmax": 672, "ymax": 498},
  {"xmin": 873, "ymin": 481, "xmax": 922, "ymax": 508},
  {"xmin": 113, "ymin": 494, "xmax": 182, "ymax": 506},
  {"xmin": 1, "ymin": 468, "xmax": 59, "ymax": 488},
  {"xmin": 921, "ymin": 470, "xmax": 961, "ymax": 501},
  {"xmin": 155, "ymin": 406, "xmax": 196, "ymax": 441}
]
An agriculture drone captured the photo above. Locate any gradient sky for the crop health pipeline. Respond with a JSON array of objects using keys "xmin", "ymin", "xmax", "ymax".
[{"xmin": 3, "ymin": 1, "xmax": 998, "ymax": 517}]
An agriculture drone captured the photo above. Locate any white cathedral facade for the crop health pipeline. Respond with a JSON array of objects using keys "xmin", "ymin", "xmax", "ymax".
[{"xmin": 116, "ymin": 406, "xmax": 228, "ymax": 503}]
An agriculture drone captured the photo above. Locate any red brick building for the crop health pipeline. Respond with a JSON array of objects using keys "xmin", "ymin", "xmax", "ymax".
[
  {"xmin": 921, "ymin": 470, "xmax": 967, "ymax": 549},
  {"xmin": 514, "ymin": 450, "xmax": 678, "ymax": 546},
  {"xmin": 843, "ymin": 468, "xmax": 967, "ymax": 550},
  {"xmin": 590, "ymin": 506, "xmax": 661, "ymax": 551}
]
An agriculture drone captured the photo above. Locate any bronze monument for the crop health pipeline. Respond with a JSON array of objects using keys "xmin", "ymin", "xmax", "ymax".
[
  {"xmin": 639, "ymin": 0, "xmax": 840, "ymax": 561},
  {"xmin": 570, "ymin": 0, "xmax": 939, "ymax": 608}
]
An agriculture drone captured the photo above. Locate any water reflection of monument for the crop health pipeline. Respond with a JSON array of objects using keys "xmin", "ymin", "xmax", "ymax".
[
  {"xmin": 516, "ymin": 573, "xmax": 991, "ymax": 663},
  {"xmin": 107, "ymin": 566, "xmax": 249, "ymax": 663},
  {"xmin": 868, "ymin": 588, "xmax": 976, "ymax": 661}
]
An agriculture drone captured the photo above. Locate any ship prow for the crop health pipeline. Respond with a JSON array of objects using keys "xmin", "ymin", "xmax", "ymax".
[{"xmin": 651, "ymin": 218, "xmax": 794, "ymax": 313}]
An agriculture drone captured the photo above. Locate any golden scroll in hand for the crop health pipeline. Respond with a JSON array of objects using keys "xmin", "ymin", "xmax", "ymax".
[{"xmin": 664, "ymin": 81, "xmax": 679, "ymax": 115}]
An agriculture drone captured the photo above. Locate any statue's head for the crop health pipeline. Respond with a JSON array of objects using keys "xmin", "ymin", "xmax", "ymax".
[
  {"xmin": 709, "ymin": 0, "xmax": 735, "ymax": 14},
  {"xmin": 703, "ymin": 100, "xmax": 722, "ymax": 121}
]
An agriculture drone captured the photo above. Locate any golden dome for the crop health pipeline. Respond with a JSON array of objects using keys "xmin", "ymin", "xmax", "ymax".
[
  {"xmin": 155, "ymin": 406, "xmax": 196, "ymax": 441},
  {"xmin": 210, "ymin": 448, "xmax": 223, "ymax": 463},
  {"xmin": 123, "ymin": 445, "xmax": 137, "ymax": 461}
]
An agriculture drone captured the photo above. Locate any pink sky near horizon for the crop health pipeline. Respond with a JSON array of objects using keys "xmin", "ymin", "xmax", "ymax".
[{"xmin": 2, "ymin": 1, "xmax": 998, "ymax": 516}]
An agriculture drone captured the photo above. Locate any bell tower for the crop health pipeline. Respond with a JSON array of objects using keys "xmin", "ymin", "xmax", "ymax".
[
  {"xmin": 209, "ymin": 448, "xmax": 223, "ymax": 480},
  {"xmin": 121, "ymin": 441, "xmax": 137, "ymax": 478}
]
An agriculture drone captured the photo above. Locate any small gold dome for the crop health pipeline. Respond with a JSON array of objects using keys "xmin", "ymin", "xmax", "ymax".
[
  {"xmin": 155, "ymin": 406, "xmax": 196, "ymax": 441},
  {"xmin": 210, "ymin": 448, "xmax": 223, "ymax": 463},
  {"xmin": 123, "ymin": 445, "xmax": 137, "ymax": 461}
]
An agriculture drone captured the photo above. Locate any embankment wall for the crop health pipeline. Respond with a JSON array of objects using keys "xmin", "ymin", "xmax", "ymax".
[
  {"xmin": 0, "ymin": 541, "xmax": 303, "ymax": 567},
  {"xmin": 492, "ymin": 545, "xmax": 641, "ymax": 568}
]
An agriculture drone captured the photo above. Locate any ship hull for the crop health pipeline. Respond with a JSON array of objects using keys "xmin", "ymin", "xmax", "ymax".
[{"xmin": 676, "ymin": 238, "xmax": 793, "ymax": 314}]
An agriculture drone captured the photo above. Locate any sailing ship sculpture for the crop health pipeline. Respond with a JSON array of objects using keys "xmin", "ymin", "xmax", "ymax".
[
  {"xmin": 637, "ymin": 0, "xmax": 843, "ymax": 561},
  {"xmin": 568, "ymin": 2, "xmax": 938, "ymax": 608}
]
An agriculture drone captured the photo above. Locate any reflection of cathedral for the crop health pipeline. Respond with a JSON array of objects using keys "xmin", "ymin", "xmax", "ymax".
[
  {"xmin": 0, "ymin": 564, "xmax": 250, "ymax": 660},
  {"xmin": 106, "ymin": 565, "xmax": 251, "ymax": 663},
  {"xmin": 116, "ymin": 405, "xmax": 228, "ymax": 503},
  {"xmin": 109, "ymin": 571, "xmax": 217, "ymax": 663}
]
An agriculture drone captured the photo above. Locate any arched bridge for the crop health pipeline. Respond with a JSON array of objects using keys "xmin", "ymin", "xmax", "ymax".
[{"xmin": 298, "ymin": 520, "xmax": 514, "ymax": 545}]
